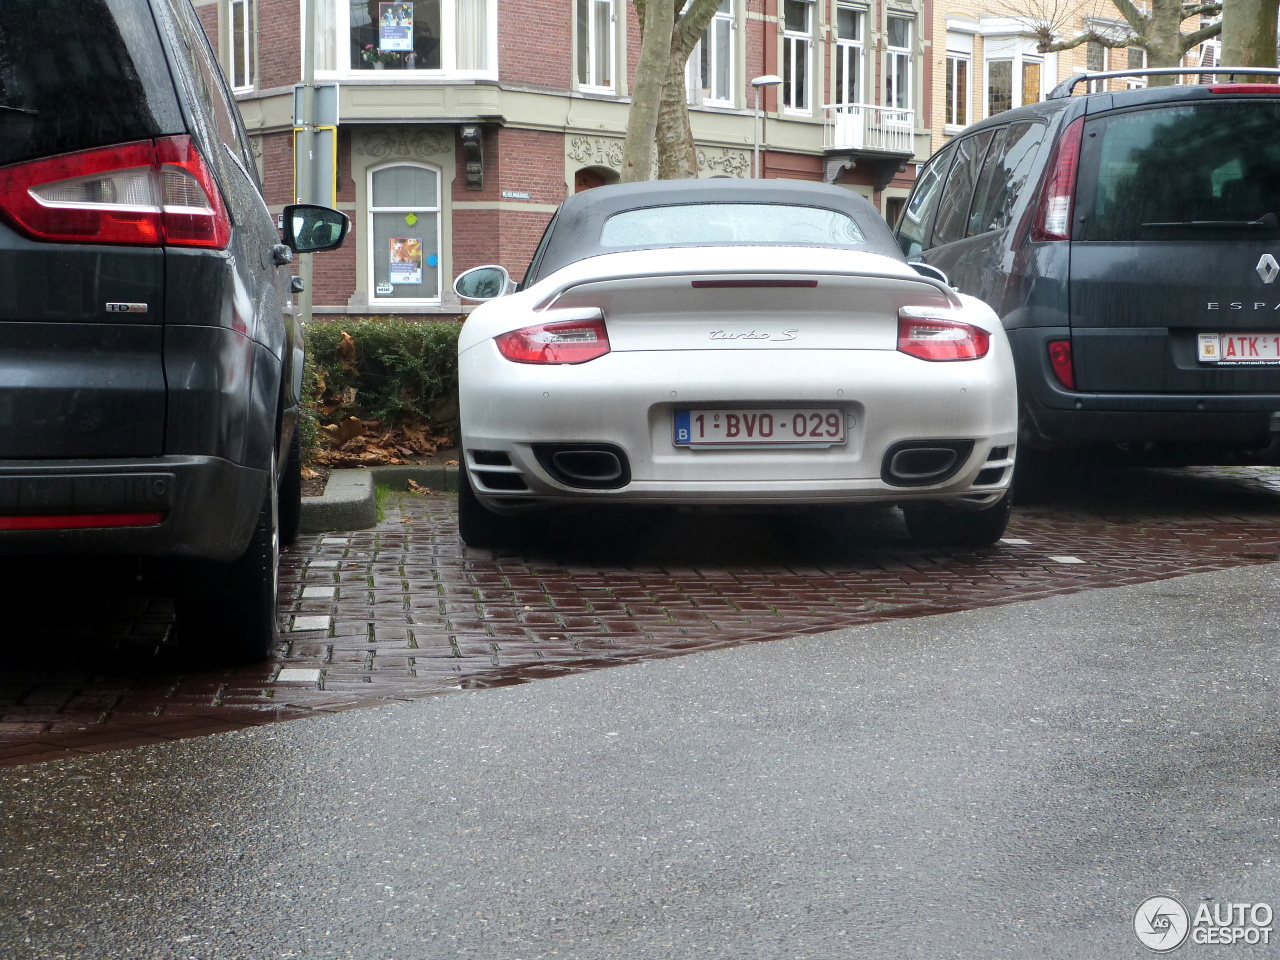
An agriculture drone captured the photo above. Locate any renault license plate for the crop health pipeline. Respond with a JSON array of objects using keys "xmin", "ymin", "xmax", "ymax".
[
  {"xmin": 674, "ymin": 408, "xmax": 847, "ymax": 446},
  {"xmin": 1198, "ymin": 333, "xmax": 1280, "ymax": 364}
]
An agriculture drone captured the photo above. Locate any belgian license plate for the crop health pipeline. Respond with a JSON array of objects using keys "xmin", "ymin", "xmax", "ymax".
[
  {"xmin": 674, "ymin": 408, "xmax": 847, "ymax": 446},
  {"xmin": 1198, "ymin": 332, "xmax": 1280, "ymax": 364}
]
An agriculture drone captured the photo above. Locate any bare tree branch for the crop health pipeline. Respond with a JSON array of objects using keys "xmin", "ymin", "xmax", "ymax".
[{"xmin": 1180, "ymin": 21, "xmax": 1223, "ymax": 49}]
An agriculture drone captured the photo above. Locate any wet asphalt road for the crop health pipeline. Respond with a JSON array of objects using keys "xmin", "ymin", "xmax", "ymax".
[{"xmin": 1, "ymin": 560, "xmax": 1278, "ymax": 958}]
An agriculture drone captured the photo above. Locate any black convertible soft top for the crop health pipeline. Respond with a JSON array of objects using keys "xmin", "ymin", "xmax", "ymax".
[{"xmin": 523, "ymin": 178, "xmax": 903, "ymax": 286}]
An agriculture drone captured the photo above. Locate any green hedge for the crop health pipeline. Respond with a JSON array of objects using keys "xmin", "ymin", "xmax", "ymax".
[{"xmin": 302, "ymin": 317, "xmax": 462, "ymax": 460}]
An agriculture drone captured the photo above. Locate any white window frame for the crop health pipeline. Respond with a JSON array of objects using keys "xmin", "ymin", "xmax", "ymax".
[
  {"xmin": 945, "ymin": 53, "xmax": 970, "ymax": 128},
  {"xmin": 303, "ymin": 0, "xmax": 498, "ymax": 80},
  {"xmin": 228, "ymin": 0, "xmax": 255, "ymax": 91},
  {"xmin": 832, "ymin": 2, "xmax": 864, "ymax": 106},
  {"xmin": 367, "ymin": 162, "xmax": 443, "ymax": 305},
  {"xmin": 980, "ymin": 29, "xmax": 1050, "ymax": 118},
  {"xmin": 577, "ymin": 0, "xmax": 618, "ymax": 92},
  {"xmin": 782, "ymin": 0, "xmax": 814, "ymax": 115},
  {"xmin": 1124, "ymin": 45, "xmax": 1147, "ymax": 88},
  {"xmin": 885, "ymin": 15, "xmax": 913, "ymax": 119},
  {"xmin": 687, "ymin": 0, "xmax": 736, "ymax": 105}
]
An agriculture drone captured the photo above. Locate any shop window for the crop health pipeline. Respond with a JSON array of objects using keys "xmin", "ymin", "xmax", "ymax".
[
  {"xmin": 369, "ymin": 164, "xmax": 441, "ymax": 303},
  {"xmin": 307, "ymin": 0, "xmax": 493, "ymax": 75},
  {"xmin": 782, "ymin": 0, "xmax": 813, "ymax": 113},
  {"xmin": 576, "ymin": 0, "xmax": 615, "ymax": 90}
]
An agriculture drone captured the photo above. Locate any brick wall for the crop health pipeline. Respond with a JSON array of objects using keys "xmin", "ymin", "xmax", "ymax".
[
  {"xmin": 451, "ymin": 127, "xmax": 564, "ymax": 280},
  {"xmin": 499, "ymin": 0, "xmax": 571, "ymax": 87},
  {"xmin": 257, "ymin": 0, "xmax": 300, "ymax": 90}
]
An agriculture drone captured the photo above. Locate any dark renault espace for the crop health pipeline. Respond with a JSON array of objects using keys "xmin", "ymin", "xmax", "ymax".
[
  {"xmin": 0, "ymin": 0, "xmax": 346, "ymax": 659},
  {"xmin": 896, "ymin": 67, "xmax": 1280, "ymax": 468}
]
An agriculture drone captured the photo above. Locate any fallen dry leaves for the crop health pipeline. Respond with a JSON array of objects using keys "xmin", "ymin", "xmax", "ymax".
[{"xmin": 314, "ymin": 415, "xmax": 452, "ymax": 468}]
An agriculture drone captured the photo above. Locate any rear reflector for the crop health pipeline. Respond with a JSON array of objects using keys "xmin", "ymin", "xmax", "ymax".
[
  {"xmin": 1032, "ymin": 116, "xmax": 1085, "ymax": 242},
  {"xmin": 495, "ymin": 317, "xmax": 611, "ymax": 364},
  {"xmin": 691, "ymin": 280, "xmax": 819, "ymax": 288},
  {"xmin": 1048, "ymin": 339, "xmax": 1075, "ymax": 389},
  {"xmin": 0, "ymin": 136, "xmax": 230, "ymax": 248},
  {"xmin": 897, "ymin": 312, "xmax": 990, "ymax": 361},
  {"xmin": 0, "ymin": 512, "xmax": 164, "ymax": 531}
]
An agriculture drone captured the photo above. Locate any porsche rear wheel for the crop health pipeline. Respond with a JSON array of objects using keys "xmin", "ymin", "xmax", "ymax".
[
  {"xmin": 902, "ymin": 490, "xmax": 1013, "ymax": 548},
  {"xmin": 457, "ymin": 466, "xmax": 533, "ymax": 549}
]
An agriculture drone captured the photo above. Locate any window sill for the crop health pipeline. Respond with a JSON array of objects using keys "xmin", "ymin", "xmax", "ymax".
[{"xmin": 315, "ymin": 70, "xmax": 498, "ymax": 83}]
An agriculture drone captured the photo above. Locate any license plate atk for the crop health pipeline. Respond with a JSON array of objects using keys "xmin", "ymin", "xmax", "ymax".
[
  {"xmin": 674, "ymin": 408, "xmax": 847, "ymax": 446},
  {"xmin": 1198, "ymin": 333, "xmax": 1280, "ymax": 364}
]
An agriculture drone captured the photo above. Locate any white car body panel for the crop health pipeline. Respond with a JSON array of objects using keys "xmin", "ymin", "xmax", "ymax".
[{"xmin": 458, "ymin": 244, "xmax": 1017, "ymax": 512}]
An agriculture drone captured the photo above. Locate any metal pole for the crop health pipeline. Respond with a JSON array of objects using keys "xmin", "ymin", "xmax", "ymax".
[
  {"xmin": 298, "ymin": 0, "xmax": 316, "ymax": 327},
  {"xmin": 753, "ymin": 86, "xmax": 761, "ymax": 179}
]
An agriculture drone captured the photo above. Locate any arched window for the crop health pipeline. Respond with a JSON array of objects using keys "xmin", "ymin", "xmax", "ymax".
[{"xmin": 368, "ymin": 163, "xmax": 441, "ymax": 303}]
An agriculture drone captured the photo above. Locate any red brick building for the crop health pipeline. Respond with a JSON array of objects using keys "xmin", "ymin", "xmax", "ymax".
[{"xmin": 198, "ymin": 0, "xmax": 930, "ymax": 318}]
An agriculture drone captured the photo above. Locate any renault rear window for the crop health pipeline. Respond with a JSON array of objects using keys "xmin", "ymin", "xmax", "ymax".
[
  {"xmin": 1079, "ymin": 101, "xmax": 1280, "ymax": 241},
  {"xmin": 599, "ymin": 203, "xmax": 867, "ymax": 248},
  {"xmin": 0, "ymin": 0, "xmax": 183, "ymax": 167}
]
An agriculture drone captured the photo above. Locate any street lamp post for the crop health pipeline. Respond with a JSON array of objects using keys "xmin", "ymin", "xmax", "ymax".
[{"xmin": 751, "ymin": 74, "xmax": 782, "ymax": 179}]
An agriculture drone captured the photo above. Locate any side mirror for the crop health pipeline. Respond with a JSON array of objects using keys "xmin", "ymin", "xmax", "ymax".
[
  {"xmin": 283, "ymin": 204, "xmax": 350, "ymax": 253},
  {"xmin": 454, "ymin": 264, "xmax": 512, "ymax": 302},
  {"xmin": 909, "ymin": 261, "xmax": 950, "ymax": 286}
]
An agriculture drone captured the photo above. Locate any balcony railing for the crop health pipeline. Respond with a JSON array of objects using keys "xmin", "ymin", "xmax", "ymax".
[{"xmin": 823, "ymin": 102, "xmax": 916, "ymax": 154}]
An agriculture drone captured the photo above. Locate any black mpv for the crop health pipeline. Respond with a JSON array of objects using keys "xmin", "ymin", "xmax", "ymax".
[
  {"xmin": 896, "ymin": 67, "xmax": 1280, "ymax": 468},
  {"xmin": 0, "ymin": 0, "xmax": 347, "ymax": 660}
]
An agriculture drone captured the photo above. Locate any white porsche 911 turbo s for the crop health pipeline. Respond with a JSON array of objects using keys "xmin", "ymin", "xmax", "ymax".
[{"xmin": 453, "ymin": 179, "xmax": 1017, "ymax": 549}]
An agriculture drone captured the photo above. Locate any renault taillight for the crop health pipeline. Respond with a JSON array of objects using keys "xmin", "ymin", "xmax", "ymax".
[
  {"xmin": 0, "ymin": 136, "xmax": 230, "ymax": 249},
  {"xmin": 1032, "ymin": 116, "xmax": 1085, "ymax": 242}
]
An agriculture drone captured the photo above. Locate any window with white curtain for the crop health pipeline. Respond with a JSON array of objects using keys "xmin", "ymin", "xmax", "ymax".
[
  {"xmin": 369, "ymin": 164, "xmax": 442, "ymax": 302},
  {"xmin": 304, "ymin": 0, "xmax": 495, "ymax": 75},
  {"xmin": 228, "ymin": 0, "xmax": 255, "ymax": 89},
  {"xmin": 833, "ymin": 3, "xmax": 863, "ymax": 106},
  {"xmin": 782, "ymin": 0, "xmax": 813, "ymax": 113},
  {"xmin": 576, "ymin": 0, "xmax": 615, "ymax": 90},
  {"xmin": 689, "ymin": 0, "xmax": 734, "ymax": 104}
]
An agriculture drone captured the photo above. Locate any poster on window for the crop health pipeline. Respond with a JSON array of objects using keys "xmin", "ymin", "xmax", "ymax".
[
  {"xmin": 389, "ymin": 238, "xmax": 423, "ymax": 284},
  {"xmin": 379, "ymin": 2, "xmax": 413, "ymax": 51}
]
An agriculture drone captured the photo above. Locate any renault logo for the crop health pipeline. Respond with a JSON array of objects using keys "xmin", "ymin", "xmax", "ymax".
[{"xmin": 1258, "ymin": 254, "xmax": 1280, "ymax": 284}]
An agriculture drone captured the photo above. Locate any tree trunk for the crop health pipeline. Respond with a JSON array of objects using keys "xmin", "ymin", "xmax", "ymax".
[
  {"xmin": 1221, "ymin": 0, "xmax": 1279, "ymax": 78},
  {"xmin": 621, "ymin": 0, "xmax": 675, "ymax": 182},
  {"xmin": 1145, "ymin": 0, "xmax": 1186, "ymax": 84},
  {"xmin": 656, "ymin": 60, "xmax": 698, "ymax": 179}
]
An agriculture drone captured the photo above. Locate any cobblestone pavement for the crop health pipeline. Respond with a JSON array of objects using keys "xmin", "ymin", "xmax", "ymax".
[{"xmin": 3, "ymin": 465, "xmax": 1280, "ymax": 766}]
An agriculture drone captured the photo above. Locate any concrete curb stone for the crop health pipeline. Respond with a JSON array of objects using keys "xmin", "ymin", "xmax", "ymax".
[{"xmin": 298, "ymin": 465, "xmax": 459, "ymax": 534}]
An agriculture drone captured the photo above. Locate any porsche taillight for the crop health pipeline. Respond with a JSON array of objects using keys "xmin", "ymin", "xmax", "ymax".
[
  {"xmin": 495, "ymin": 317, "xmax": 611, "ymax": 364},
  {"xmin": 0, "ymin": 136, "xmax": 230, "ymax": 248},
  {"xmin": 897, "ymin": 311, "xmax": 990, "ymax": 361}
]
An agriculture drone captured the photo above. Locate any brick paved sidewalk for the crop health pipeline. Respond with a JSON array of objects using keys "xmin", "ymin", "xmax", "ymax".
[{"xmin": 2, "ymin": 466, "xmax": 1278, "ymax": 765}]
